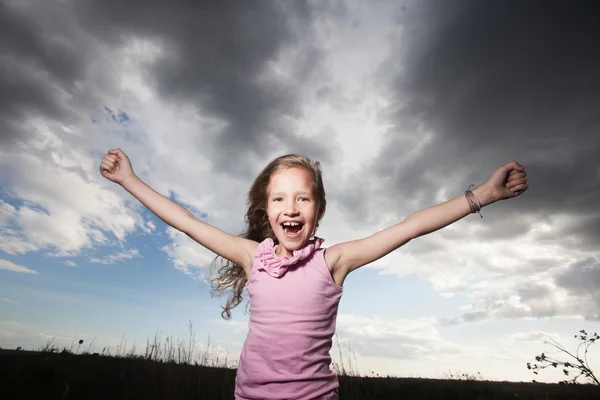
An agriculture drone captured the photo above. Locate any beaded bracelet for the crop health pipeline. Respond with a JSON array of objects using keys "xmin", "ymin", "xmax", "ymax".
[{"xmin": 465, "ymin": 184, "xmax": 483, "ymax": 218}]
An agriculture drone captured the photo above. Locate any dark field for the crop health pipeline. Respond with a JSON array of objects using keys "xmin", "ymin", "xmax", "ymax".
[{"xmin": 1, "ymin": 350, "xmax": 599, "ymax": 400}]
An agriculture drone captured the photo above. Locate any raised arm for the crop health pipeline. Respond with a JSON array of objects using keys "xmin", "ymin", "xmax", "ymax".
[
  {"xmin": 326, "ymin": 161, "xmax": 528, "ymax": 283},
  {"xmin": 100, "ymin": 149, "xmax": 257, "ymax": 273}
]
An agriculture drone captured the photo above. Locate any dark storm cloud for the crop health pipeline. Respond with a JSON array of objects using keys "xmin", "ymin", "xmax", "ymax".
[
  {"xmin": 73, "ymin": 0, "xmax": 329, "ymax": 177},
  {"xmin": 516, "ymin": 282, "xmax": 552, "ymax": 302},
  {"xmin": 1, "ymin": 0, "xmax": 330, "ymax": 175},
  {"xmin": 556, "ymin": 258, "xmax": 600, "ymax": 294},
  {"xmin": 444, "ymin": 257, "xmax": 600, "ymax": 324},
  {"xmin": 555, "ymin": 257, "xmax": 600, "ymax": 319},
  {"xmin": 0, "ymin": 2, "xmax": 85, "ymax": 147},
  {"xmin": 357, "ymin": 1, "xmax": 600, "ymax": 244}
]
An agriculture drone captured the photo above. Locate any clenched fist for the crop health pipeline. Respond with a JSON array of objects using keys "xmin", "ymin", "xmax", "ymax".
[
  {"xmin": 100, "ymin": 149, "xmax": 135, "ymax": 185},
  {"xmin": 484, "ymin": 160, "xmax": 529, "ymax": 203}
]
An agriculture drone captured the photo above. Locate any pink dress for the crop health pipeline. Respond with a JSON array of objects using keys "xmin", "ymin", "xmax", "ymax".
[{"xmin": 235, "ymin": 237, "xmax": 343, "ymax": 400}]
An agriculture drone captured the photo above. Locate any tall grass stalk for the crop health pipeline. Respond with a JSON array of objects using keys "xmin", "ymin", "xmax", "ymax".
[{"xmin": 35, "ymin": 322, "xmax": 234, "ymax": 369}]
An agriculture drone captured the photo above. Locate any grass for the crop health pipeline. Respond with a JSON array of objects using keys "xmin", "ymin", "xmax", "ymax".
[{"xmin": 1, "ymin": 325, "xmax": 599, "ymax": 399}]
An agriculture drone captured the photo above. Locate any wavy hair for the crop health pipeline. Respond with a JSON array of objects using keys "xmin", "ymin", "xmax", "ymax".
[{"xmin": 211, "ymin": 154, "xmax": 327, "ymax": 319}]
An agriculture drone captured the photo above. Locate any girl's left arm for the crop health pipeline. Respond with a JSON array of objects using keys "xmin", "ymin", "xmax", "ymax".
[{"xmin": 326, "ymin": 161, "xmax": 528, "ymax": 279}]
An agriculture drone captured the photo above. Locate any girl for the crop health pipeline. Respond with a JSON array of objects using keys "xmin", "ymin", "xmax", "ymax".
[{"xmin": 100, "ymin": 149, "xmax": 528, "ymax": 400}]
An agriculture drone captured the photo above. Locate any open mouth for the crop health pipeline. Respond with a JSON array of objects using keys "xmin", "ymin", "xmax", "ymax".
[{"xmin": 281, "ymin": 221, "xmax": 304, "ymax": 237}]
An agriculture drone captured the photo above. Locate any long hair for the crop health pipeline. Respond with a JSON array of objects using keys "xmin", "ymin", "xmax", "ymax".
[{"xmin": 211, "ymin": 154, "xmax": 327, "ymax": 319}]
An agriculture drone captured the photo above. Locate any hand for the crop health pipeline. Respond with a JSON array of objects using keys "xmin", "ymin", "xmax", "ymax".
[
  {"xmin": 100, "ymin": 149, "xmax": 135, "ymax": 185},
  {"xmin": 484, "ymin": 160, "xmax": 528, "ymax": 202}
]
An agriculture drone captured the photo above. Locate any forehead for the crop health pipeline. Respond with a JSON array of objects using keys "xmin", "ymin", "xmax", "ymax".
[{"xmin": 268, "ymin": 167, "xmax": 313, "ymax": 192}]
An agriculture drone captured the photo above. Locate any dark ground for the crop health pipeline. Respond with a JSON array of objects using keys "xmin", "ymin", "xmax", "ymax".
[{"xmin": 1, "ymin": 350, "xmax": 599, "ymax": 400}]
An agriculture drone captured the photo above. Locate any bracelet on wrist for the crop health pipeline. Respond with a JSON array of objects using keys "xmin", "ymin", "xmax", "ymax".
[{"xmin": 465, "ymin": 184, "xmax": 483, "ymax": 218}]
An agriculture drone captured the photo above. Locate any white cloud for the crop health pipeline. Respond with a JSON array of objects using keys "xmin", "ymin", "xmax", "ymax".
[
  {"xmin": 0, "ymin": 201, "xmax": 17, "ymax": 225},
  {"xmin": 0, "ymin": 126, "xmax": 146, "ymax": 256},
  {"xmin": 142, "ymin": 221, "xmax": 156, "ymax": 234},
  {"xmin": 89, "ymin": 248, "xmax": 141, "ymax": 265},
  {"xmin": 0, "ymin": 235, "xmax": 40, "ymax": 256},
  {"xmin": 215, "ymin": 318, "xmax": 249, "ymax": 336},
  {"xmin": 333, "ymin": 313, "xmax": 523, "ymax": 379},
  {"xmin": 336, "ymin": 314, "xmax": 463, "ymax": 361},
  {"xmin": 0, "ymin": 320, "xmax": 28, "ymax": 329},
  {"xmin": 161, "ymin": 227, "xmax": 217, "ymax": 276},
  {"xmin": 510, "ymin": 331, "xmax": 561, "ymax": 343},
  {"xmin": 0, "ymin": 259, "xmax": 38, "ymax": 274},
  {"xmin": 0, "ymin": 201, "xmax": 40, "ymax": 255},
  {"xmin": 350, "ymin": 210, "xmax": 600, "ymax": 325},
  {"xmin": 0, "ymin": 297, "xmax": 19, "ymax": 304}
]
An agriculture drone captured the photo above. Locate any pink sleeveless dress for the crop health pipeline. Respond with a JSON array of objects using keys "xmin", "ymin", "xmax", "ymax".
[{"xmin": 235, "ymin": 237, "xmax": 343, "ymax": 400}]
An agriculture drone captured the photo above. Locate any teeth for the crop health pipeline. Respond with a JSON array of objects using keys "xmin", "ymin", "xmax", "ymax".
[{"xmin": 282, "ymin": 222, "xmax": 301, "ymax": 227}]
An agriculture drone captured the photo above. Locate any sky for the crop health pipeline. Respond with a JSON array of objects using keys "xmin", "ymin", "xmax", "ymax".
[{"xmin": 1, "ymin": 0, "xmax": 599, "ymax": 384}]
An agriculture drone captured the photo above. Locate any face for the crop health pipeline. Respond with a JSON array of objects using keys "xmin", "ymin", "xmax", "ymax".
[{"xmin": 267, "ymin": 167, "xmax": 318, "ymax": 258}]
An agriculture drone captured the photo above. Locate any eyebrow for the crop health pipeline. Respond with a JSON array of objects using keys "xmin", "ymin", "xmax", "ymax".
[{"xmin": 270, "ymin": 191, "xmax": 313, "ymax": 197}]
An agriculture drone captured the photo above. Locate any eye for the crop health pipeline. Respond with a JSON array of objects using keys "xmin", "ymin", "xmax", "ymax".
[
  {"xmin": 299, "ymin": 197, "xmax": 311, "ymax": 202},
  {"xmin": 272, "ymin": 197, "xmax": 283, "ymax": 202}
]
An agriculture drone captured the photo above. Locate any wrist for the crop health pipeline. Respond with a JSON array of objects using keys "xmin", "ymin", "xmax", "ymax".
[
  {"xmin": 120, "ymin": 173, "xmax": 140, "ymax": 189},
  {"xmin": 472, "ymin": 184, "xmax": 495, "ymax": 207}
]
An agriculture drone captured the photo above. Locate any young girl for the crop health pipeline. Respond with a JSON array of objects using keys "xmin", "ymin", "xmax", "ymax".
[{"xmin": 100, "ymin": 149, "xmax": 528, "ymax": 400}]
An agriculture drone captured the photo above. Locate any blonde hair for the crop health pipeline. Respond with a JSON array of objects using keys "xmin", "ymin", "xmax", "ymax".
[{"xmin": 211, "ymin": 154, "xmax": 326, "ymax": 319}]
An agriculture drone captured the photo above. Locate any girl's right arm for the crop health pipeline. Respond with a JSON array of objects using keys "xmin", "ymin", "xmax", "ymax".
[{"xmin": 100, "ymin": 149, "xmax": 257, "ymax": 273}]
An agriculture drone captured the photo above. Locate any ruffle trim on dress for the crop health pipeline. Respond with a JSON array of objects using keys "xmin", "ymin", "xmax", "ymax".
[{"xmin": 256, "ymin": 237, "xmax": 324, "ymax": 278}]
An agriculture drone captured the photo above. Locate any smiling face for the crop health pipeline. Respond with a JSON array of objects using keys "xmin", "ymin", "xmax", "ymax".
[{"xmin": 267, "ymin": 167, "xmax": 318, "ymax": 258}]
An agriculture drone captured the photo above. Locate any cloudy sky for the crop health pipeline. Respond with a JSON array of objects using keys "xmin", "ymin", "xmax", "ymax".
[{"xmin": 1, "ymin": 0, "xmax": 599, "ymax": 383}]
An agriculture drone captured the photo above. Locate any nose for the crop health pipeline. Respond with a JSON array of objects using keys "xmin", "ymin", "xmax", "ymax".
[{"xmin": 284, "ymin": 200, "xmax": 298, "ymax": 216}]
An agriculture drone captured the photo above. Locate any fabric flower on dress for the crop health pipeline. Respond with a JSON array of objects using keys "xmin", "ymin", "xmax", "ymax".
[{"xmin": 256, "ymin": 237, "xmax": 324, "ymax": 278}]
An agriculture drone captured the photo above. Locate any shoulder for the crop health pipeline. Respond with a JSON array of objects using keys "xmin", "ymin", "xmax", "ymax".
[{"xmin": 323, "ymin": 239, "xmax": 366, "ymax": 273}]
